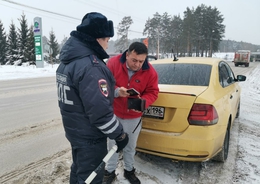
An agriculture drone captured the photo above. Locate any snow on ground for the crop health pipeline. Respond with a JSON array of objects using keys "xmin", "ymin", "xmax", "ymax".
[
  {"xmin": 212, "ymin": 52, "xmax": 235, "ymax": 62},
  {"xmin": 233, "ymin": 65, "xmax": 260, "ymax": 183},
  {"xmin": 0, "ymin": 56, "xmax": 260, "ymax": 183},
  {"xmin": 0, "ymin": 63, "xmax": 58, "ymax": 81}
]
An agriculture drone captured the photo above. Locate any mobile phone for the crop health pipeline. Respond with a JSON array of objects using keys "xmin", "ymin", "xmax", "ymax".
[{"xmin": 127, "ymin": 88, "xmax": 140, "ymax": 96}]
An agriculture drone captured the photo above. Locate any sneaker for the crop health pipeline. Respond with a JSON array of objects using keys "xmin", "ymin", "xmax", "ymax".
[
  {"xmin": 102, "ymin": 170, "xmax": 116, "ymax": 184},
  {"xmin": 124, "ymin": 168, "xmax": 141, "ymax": 184}
]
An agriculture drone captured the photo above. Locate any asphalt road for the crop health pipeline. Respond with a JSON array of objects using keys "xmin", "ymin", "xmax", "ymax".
[
  {"xmin": 0, "ymin": 77, "xmax": 70, "ymax": 176},
  {"xmin": 229, "ymin": 61, "xmax": 258, "ymax": 76}
]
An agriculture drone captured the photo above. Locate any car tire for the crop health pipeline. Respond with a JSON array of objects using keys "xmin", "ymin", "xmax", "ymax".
[
  {"xmin": 212, "ymin": 126, "xmax": 230, "ymax": 162},
  {"xmin": 235, "ymin": 102, "xmax": 240, "ymax": 118}
]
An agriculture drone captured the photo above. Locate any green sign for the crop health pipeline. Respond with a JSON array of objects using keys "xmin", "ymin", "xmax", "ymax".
[
  {"xmin": 34, "ymin": 35, "xmax": 42, "ymax": 61},
  {"xmin": 34, "ymin": 17, "xmax": 43, "ymax": 68}
]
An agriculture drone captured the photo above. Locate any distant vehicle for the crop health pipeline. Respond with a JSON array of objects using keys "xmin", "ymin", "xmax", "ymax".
[
  {"xmin": 147, "ymin": 55, "xmax": 157, "ymax": 62},
  {"xmin": 233, "ymin": 50, "xmax": 251, "ymax": 67},
  {"xmin": 255, "ymin": 54, "xmax": 260, "ymax": 62},
  {"xmin": 136, "ymin": 57, "xmax": 246, "ymax": 162}
]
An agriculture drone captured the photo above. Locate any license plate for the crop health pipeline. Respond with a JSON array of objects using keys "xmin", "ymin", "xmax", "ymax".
[{"xmin": 143, "ymin": 106, "xmax": 165, "ymax": 119}]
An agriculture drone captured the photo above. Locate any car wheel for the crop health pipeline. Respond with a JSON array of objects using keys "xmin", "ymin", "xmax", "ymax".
[
  {"xmin": 212, "ymin": 126, "xmax": 230, "ymax": 162},
  {"xmin": 236, "ymin": 102, "xmax": 240, "ymax": 118}
]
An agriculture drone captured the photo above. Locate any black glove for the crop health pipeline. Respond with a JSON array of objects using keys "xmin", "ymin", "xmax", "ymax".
[{"xmin": 115, "ymin": 133, "xmax": 129, "ymax": 153}]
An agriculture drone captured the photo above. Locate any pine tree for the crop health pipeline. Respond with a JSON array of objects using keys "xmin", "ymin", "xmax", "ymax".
[
  {"xmin": 206, "ymin": 6, "xmax": 225, "ymax": 57},
  {"xmin": 181, "ymin": 4, "xmax": 225, "ymax": 57},
  {"xmin": 115, "ymin": 16, "xmax": 133, "ymax": 52},
  {"xmin": 143, "ymin": 12, "xmax": 163, "ymax": 56},
  {"xmin": 141, "ymin": 5, "xmax": 225, "ymax": 57},
  {"xmin": 18, "ymin": 13, "xmax": 29, "ymax": 63},
  {"xmin": 48, "ymin": 29, "xmax": 59, "ymax": 64},
  {"xmin": 192, "ymin": 5, "xmax": 205, "ymax": 57},
  {"xmin": 6, "ymin": 21, "xmax": 19, "ymax": 65},
  {"xmin": 170, "ymin": 15, "xmax": 183, "ymax": 56},
  {"xmin": 160, "ymin": 12, "xmax": 172, "ymax": 54},
  {"xmin": 143, "ymin": 18, "xmax": 154, "ymax": 52},
  {"xmin": 27, "ymin": 25, "xmax": 35, "ymax": 64},
  {"xmin": 60, "ymin": 36, "xmax": 68, "ymax": 50},
  {"xmin": 0, "ymin": 20, "xmax": 7, "ymax": 65},
  {"xmin": 182, "ymin": 7, "xmax": 194, "ymax": 56}
]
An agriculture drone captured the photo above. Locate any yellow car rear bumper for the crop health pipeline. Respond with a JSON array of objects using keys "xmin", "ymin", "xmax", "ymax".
[{"xmin": 136, "ymin": 125, "xmax": 226, "ymax": 162}]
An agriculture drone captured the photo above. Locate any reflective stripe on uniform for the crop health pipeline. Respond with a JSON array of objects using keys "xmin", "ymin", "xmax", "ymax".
[{"xmin": 97, "ymin": 115, "xmax": 120, "ymax": 134}]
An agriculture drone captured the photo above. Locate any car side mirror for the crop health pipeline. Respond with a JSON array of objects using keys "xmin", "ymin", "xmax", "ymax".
[{"xmin": 236, "ymin": 75, "xmax": 246, "ymax": 82}]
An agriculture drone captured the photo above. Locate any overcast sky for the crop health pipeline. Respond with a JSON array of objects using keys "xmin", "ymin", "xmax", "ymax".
[{"xmin": 0, "ymin": 0, "xmax": 259, "ymax": 45}]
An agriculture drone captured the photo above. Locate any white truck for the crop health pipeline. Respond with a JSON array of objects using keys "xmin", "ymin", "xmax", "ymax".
[{"xmin": 233, "ymin": 50, "xmax": 251, "ymax": 67}]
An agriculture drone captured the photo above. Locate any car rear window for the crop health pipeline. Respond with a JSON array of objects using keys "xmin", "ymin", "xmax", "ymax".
[{"xmin": 152, "ymin": 63, "xmax": 211, "ymax": 86}]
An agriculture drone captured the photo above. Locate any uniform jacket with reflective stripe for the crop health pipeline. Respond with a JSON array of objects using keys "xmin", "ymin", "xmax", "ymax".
[{"xmin": 56, "ymin": 33, "xmax": 123, "ymax": 146}]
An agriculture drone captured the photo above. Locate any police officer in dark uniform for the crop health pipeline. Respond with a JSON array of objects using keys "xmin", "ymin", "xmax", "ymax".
[{"xmin": 56, "ymin": 12, "xmax": 129, "ymax": 184}]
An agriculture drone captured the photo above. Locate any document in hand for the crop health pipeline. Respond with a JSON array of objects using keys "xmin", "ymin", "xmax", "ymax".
[
  {"xmin": 127, "ymin": 88, "xmax": 140, "ymax": 96},
  {"xmin": 127, "ymin": 98, "xmax": 146, "ymax": 111}
]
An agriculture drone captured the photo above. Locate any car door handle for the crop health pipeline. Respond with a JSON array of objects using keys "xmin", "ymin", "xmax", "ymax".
[{"xmin": 230, "ymin": 95, "xmax": 233, "ymax": 99}]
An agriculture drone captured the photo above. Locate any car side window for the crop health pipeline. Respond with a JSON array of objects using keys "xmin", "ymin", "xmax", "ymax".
[
  {"xmin": 224, "ymin": 63, "xmax": 235, "ymax": 84},
  {"xmin": 219, "ymin": 62, "xmax": 234, "ymax": 87}
]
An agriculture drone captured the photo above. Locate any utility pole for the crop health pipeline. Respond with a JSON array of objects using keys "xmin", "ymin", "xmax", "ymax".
[
  {"xmin": 209, "ymin": 30, "xmax": 215, "ymax": 57},
  {"xmin": 157, "ymin": 28, "xmax": 160, "ymax": 59}
]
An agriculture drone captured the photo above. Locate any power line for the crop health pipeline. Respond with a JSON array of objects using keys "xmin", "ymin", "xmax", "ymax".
[
  {"xmin": 75, "ymin": 0, "xmax": 146, "ymax": 24},
  {"xmin": 1, "ymin": 0, "xmax": 81, "ymax": 21},
  {"xmin": 75, "ymin": 0, "xmax": 144, "ymax": 34},
  {"xmin": 1, "ymin": 0, "xmax": 143, "ymax": 35},
  {"xmin": 0, "ymin": 2, "xmax": 78, "ymax": 25}
]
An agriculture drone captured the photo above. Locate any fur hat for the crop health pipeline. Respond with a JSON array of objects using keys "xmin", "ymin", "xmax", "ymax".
[{"xmin": 76, "ymin": 12, "xmax": 114, "ymax": 38}]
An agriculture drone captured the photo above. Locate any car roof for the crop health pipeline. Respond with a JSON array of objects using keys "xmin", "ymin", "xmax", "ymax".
[{"xmin": 150, "ymin": 57, "xmax": 222, "ymax": 65}]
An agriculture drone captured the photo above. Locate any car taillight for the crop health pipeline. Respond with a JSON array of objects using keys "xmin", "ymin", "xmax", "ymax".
[{"xmin": 188, "ymin": 104, "xmax": 218, "ymax": 125}]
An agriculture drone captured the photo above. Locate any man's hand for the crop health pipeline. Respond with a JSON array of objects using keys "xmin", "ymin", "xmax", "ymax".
[
  {"xmin": 130, "ymin": 109, "xmax": 142, "ymax": 113},
  {"xmin": 118, "ymin": 87, "xmax": 130, "ymax": 97}
]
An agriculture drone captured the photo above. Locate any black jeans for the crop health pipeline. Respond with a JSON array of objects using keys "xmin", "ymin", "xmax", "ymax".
[{"xmin": 69, "ymin": 139, "xmax": 107, "ymax": 184}]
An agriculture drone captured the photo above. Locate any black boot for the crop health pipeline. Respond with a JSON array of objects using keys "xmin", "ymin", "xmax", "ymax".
[
  {"xmin": 102, "ymin": 170, "xmax": 116, "ymax": 184},
  {"xmin": 124, "ymin": 168, "xmax": 141, "ymax": 184}
]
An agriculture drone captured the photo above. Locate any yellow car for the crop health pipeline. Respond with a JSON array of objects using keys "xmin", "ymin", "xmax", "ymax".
[{"xmin": 136, "ymin": 57, "xmax": 246, "ymax": 162}]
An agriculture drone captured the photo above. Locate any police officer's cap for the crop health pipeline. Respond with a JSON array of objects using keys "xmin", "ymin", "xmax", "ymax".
[{"xmin": 76, "ymin": 12, "xmax": 114, "ymax": 38}]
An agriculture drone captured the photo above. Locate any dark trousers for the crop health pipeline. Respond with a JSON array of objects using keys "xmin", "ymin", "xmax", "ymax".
[{"xmin": 69, "ymin": 139, "xmax": 107, "ymax": 184}]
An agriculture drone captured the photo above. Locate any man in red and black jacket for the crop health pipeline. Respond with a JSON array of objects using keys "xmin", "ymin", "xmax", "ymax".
[{"xmin": 104, "ymin": 42, "xmax": 159, "ymax": 184}]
